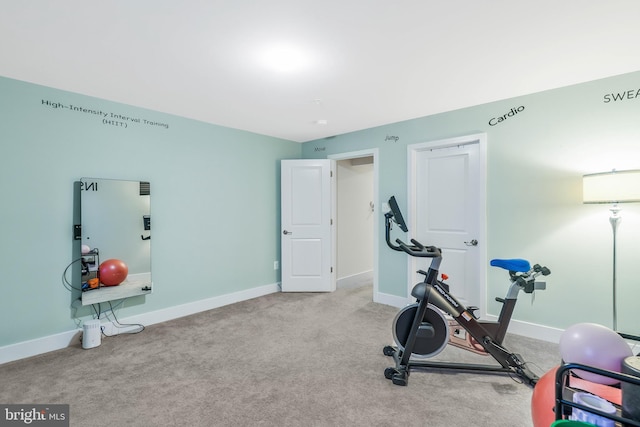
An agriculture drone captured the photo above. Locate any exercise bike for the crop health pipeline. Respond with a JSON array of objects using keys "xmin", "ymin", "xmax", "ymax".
[{"xmin": 382, "ymin": 196, "xmax": 551, "ymax": 387}]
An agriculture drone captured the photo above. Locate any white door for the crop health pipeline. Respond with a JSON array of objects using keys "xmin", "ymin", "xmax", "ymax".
[
  {"xmin": 281, "ymin": 159, "xmax": 336, "ymax": 292},
  {"xmin": 409, "ymin": 135, "xmax": 485, "ymax": 312}
]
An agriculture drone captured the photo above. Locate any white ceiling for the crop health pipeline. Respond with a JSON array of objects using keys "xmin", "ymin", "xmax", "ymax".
[{"xmin": 2, "ymin": 1, "xmax": 640, "ymax": 142}]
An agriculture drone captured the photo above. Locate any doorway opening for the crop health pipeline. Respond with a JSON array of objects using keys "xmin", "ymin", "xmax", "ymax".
[{"xmin": 329, "ymin": 149, "xmax": 379, "ymax": 299}]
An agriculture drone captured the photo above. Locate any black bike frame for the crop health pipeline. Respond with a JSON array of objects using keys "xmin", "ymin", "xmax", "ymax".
[{"xmin": 384, "ymin": 206, "xmax": 544, "ymax": 385}]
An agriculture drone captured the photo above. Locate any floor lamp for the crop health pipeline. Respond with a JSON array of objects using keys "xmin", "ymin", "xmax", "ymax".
[{"xmin": 583, "ymin": 169, "xmax": 640, "ymax": 341}]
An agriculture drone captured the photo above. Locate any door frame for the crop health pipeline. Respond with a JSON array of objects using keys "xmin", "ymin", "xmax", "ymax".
[
  {"xmin": 407, "ymin": 133, "xmax": 487, "ymax": 316},
  {"xmin": 328, "ymin": 149, "xmax": 380, "ymax": 301}
]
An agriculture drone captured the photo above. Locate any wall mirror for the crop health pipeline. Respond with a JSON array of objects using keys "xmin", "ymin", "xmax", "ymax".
[{"xmin": 79, "ymin": 178, "xmax": 152, "ymax": 305}]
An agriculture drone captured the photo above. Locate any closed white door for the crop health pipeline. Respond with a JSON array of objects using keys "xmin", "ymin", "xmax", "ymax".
[
  {"xmin": 281, "ymin": 159, "xmax": 336, "ymax": 292},
  {"xmin": 409, "ymin": 135, "xmax": 485, "ymax": 312}
]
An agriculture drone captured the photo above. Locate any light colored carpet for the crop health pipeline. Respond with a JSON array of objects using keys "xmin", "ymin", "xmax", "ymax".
[{"xmin": 0, "ymin": 284, "xmax": 559, "ymax": 426}]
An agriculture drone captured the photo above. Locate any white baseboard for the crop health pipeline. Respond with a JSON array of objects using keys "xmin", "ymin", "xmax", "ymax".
[
  {"xmin": 0, "ymin": 282, "xmax": 280, "ymax": 365},
  {"xmin": 374, "ymin": 291, "xmax": 410, "ymax": 308},
  {"xmin": 337, "ymin": 270, "xmax": 373, "ymax": 288},
  {"xmin": 114, "ymin": 282, "xmax": 280, "ymax": 328},
  {"xmin": 483, "ymin": 313, "xmax": 563, "ymax": 344},
  {"xmin": 0, "ymin": 330, "xmax": 82, "ymax": 366}
]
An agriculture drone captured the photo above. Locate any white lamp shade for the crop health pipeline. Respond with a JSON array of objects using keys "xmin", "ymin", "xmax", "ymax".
[{"xmin": 583, "ymin": 170, "xmax": 640, "ymax": 204}]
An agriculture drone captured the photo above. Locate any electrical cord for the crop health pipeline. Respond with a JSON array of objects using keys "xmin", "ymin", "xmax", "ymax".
[
  {"xmin": 107, "ymin": 301, "xmax": 145, "ymax": 334},
  {"xmin": 70, "ymin": 298, "xmax": 84, "ymax": 329},
  {"xmin": 92, "ymin": 301, "xmax": 145, "ymax": 336},
  {"xmin": 507, "ymin": 371, "xmax": 524, "ymax": 385},
  {"xmin": 92, "ymin": 303, "xmax": 101, "ymax": 319},
  {"xmin": 61, "ymin": 258, "xmax": 84, "ymax": 291}
]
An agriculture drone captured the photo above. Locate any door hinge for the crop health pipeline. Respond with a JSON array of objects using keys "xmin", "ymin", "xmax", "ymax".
[
  {"xmin": 330, "ymin": 218, "xmax": 333, "ymax": 225},
  {"xmin": 330, "ymin": 170, "xmax": 333, "ymax": 178},
  {"xmin": 331, "ymin": 267, "xmax": 333, "ymax": 273}
]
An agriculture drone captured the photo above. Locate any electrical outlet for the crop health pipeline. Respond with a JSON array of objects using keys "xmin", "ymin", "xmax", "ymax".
[{"xmin": 274, "ymin": 261, "xmax": 279, "ymax": 270}]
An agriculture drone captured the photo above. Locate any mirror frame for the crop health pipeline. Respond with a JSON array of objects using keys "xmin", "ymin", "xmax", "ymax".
[{"xmin": 78, "ymin": 178, "xmax": 152, "ymax": 305}]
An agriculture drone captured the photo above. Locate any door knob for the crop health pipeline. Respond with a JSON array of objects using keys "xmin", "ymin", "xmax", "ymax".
[
  {"xmin": 283, "ymin": 230, "xmax": 292, "ymax": 235},
  {"xmin": 464, "ymin": 239, "xmax": 478, "ymax": 246}
]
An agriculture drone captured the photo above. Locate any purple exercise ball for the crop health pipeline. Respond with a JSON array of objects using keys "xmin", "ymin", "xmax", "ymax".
[{"xmin": 559, "ymin": 322, "xmax": 632, "ymax": 385}]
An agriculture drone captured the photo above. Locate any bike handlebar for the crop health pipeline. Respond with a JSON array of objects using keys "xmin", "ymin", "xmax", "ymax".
[
  {"xmin": 533, "ymin": 264, "xmax": 551, "ymax": 276},
  {"xmin": 385, "ymin": 210, "xmax": 441, "ymax": 258},
  {"xmin": 395, "ymin": 238, "xmax": 441, "ymax": 258}
]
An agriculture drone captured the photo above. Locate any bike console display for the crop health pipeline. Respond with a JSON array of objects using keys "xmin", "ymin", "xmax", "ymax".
[{"xmin": 387, "ymin": 196, "xmax": 408, "ymax": 232}]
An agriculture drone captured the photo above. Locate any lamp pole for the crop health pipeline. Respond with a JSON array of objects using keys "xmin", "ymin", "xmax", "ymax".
[
  {"xmin": 583, "ymin": 169, "xmax": 640, "ymax": 341},
  {"xmin": 609, "ymin": 206, "xmax": 620, "ymax": 332}
]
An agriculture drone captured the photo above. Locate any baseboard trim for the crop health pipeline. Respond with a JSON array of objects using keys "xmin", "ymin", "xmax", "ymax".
[
  {"xmin": 0, "ymin": 282, "xmax": 280, "ymax": 365},
  {"xmin": 483, "ymin": 313, "xmax": 563, "ymax": 343},
  {"xmin": 337, "ymin": 270, "xmax": 373, "ymax": 288},
  {"xmin": 0, "ymin": 330, "xmax": 82, "ymax": 366},
  {"xmin": 374, "ymin": 291, "xmax": 409, "ymax": 308},
  {"xmin": 117, "ymin": 282, "xmax": 280, "ymax": 328}
]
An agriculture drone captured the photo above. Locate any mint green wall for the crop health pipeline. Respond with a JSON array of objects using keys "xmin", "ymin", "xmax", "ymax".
[
  {"xmin": 2, "ymin": 71, "xmax": 639, "ymax": 348},
  {"xmin": 0, "ymin": 76, "xmax": 301, "ymax": 347},
  {"xmin": 302, "ymin": 71, "xmax": 640, "ymax": 335}
]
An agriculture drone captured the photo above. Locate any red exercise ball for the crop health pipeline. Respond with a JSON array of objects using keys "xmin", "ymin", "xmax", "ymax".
[
  {"xmin": 99, "ymin": 259, "xmax": 128, "ymax": 286},
  {"xmin": 531, "ymin": 366, "xmax": 558, "ymax": 427}
]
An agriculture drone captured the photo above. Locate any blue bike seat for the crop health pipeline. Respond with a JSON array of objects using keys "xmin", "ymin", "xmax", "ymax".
[{"xmin": 490, "ymin": 258, "xmax": 531, "ymax": 272}]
